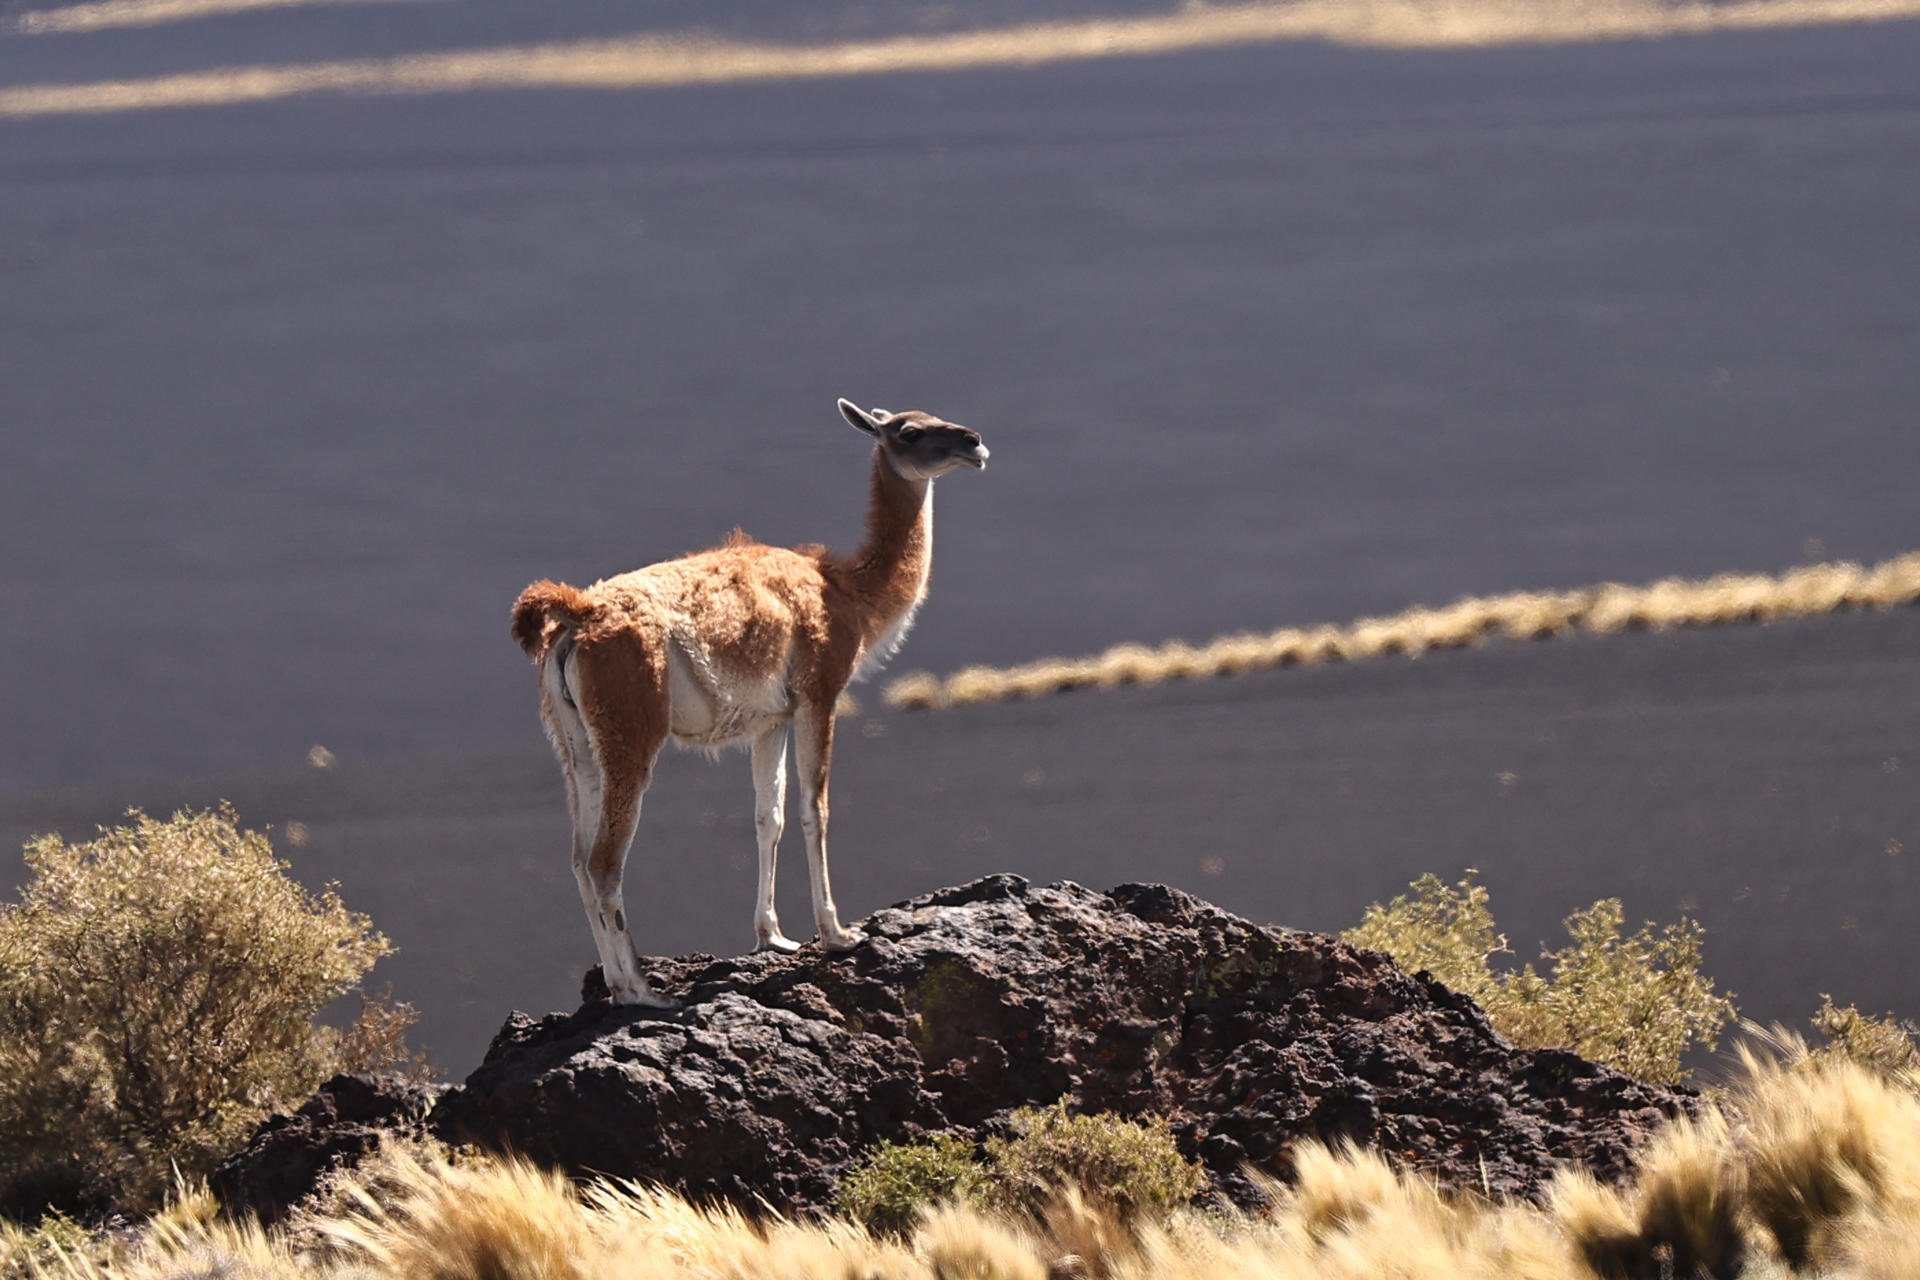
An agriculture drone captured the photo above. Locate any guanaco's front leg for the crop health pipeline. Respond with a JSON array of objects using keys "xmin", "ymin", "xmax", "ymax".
[
  {"xmin": 750, "ymin": 723, "xmax": 801, "ymax": 953},
  {"xmin": 793, "ymin": 699, "xmax": 866, "ymax": 951}
]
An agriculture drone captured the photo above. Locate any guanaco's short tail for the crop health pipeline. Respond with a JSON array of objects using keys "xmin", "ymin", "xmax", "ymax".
[{"xmin": 511, "ymin": 579, "xmax": 593, "ymax": 661}]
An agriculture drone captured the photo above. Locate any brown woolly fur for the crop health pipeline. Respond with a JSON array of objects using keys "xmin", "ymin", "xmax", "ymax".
[
  {"xmin": 885, "ymin": 550, "xmax": 1920, "ymax": 709},
  {"xmin": 510, "ymin": 578, "xmax": 592, "ymax": 661},
  {"xmin": 511, "ymin": 402, "xmax": 988, "ymax": 1002}
]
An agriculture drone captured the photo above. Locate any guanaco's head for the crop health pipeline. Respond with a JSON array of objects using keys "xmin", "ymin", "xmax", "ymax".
[{"xmin": 839, "ymin": 399, "xmax": 989, "ymax": 480}]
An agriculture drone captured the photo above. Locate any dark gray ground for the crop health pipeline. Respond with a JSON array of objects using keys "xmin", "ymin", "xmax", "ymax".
[{"xmin": 3, "ymin": 5, "xmax": 1917, "ymax": 1070}]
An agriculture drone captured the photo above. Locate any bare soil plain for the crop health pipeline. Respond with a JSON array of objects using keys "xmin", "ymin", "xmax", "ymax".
[
  {"xmin": 5, "ymin": 608, "xmax": 1915, "ymax": 1069},
  {"xmin": 3, "ymin": 2, "xmax": 1918, "ymax": 1070}
]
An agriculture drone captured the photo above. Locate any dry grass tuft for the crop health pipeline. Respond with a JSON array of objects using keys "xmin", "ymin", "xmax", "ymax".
[
  {"xmin": 1621, "ymin": 1111, "xmax": 1746, "ymax": 1279},
  {"xmin": 1835, "ymin": 1210, "xmax": 1920, "ymax": 1280},
  {"xmin": 1280, "ymin": 1141, "xmax": 1435, "ymax": 1246},
  {"xmin": 886, "ymin": 552, "xmax": 1920, "ymax": 709},
  {"xmin": 917, "ymin": 1203, "xmax": 1046, "ymax": 1280},
  {"xmin": 321, "ymin": 1146, "xmax": 611, "ymax": 1280},
  {"xmin": 1731, "ymin": 1038, "xmax": 1920, "ymax": 1271},
  {"xmin": 1548, "ymin": 1111, "xmax": 1747, "ymax": 1280},
  {"xmin": 1545, "ymin": 1168, "xmax": 1641, "ymax": 1277}
]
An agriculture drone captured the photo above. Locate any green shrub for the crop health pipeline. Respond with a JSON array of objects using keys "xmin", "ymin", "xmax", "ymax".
[
  {"xmin": 1341, "ymin": 872, "xmax": 1507, "ymax": 1006},
  {"xmin": 1345, "ymin": 872, "xmax": 1734, "ymax": 1084},
  {"xmin": 984, "ymin": 1104, "xmax": 1204, "ymax": 1222},
  {"xmin": 0, "ymin": 806, "xmax": 392, "ymax": 1216},
  {"xmin": 838, "ymin": 1107, "xmax": 1204, "ymax": 1235},
  {"xmin": 835, "ymin": 1134, "xmax": 989, "ymax": 1235},
  {"xmin": 1810, "ymin": 996, "xmax": 1920, "ymax": 1078}
]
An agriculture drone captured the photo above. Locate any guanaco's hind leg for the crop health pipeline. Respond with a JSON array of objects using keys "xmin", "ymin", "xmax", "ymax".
[
  {"xmin": 750, "ymin": 724, "xmax": 801, "ymax": 953},
  {"xmin": 792, "ymin": 699, "xmax": 866, "ymax": 951},
  {"xmin": 564, "ymin": 640, "xmax": 675, "ymax": 1007}
]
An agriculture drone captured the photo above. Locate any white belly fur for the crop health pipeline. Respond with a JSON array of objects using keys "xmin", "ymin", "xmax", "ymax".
[{"xmin": 664, "ymin": 634, "xmax": 792, "ymax": 750}]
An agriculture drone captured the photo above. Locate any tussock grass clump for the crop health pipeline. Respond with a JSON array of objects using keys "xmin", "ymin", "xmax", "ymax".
[
  {"xmin": 281, "ymin": 1131, "xmax": 483, "ymax": 1263},
  {"xmin": 322, "ymin": 1145, "xmax": 614, "ymax": 1280},
  {"xmin": 886, "ymin": 551, "xmax": 1920, "ymax": 709},
  {"xmin": 1549, "ymin": 1111, "xmax": 1746, "ymax": 1279},
  {"xmin": 1732, "ymin": 1035, "xmax": 1920, "ymax": 1271},
  {"xmin": 0, "ymin": 807, "xmax": 395, "ymax": 1217},
  {"xmin": 1343, "ymin": 872, "xmax": 1734, "ymax": 1084},
  {"xmin": 1279, "ymin": 1140, "xmax": 1450, "ymax": 1246}
]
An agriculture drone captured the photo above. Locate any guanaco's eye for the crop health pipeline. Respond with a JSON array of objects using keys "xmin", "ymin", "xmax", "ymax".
[{"xmin": 897, "ymin": 426, "xmax": 923, "ymax": 443}]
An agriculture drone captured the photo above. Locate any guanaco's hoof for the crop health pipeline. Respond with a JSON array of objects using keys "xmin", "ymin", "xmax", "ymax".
[
  {"xmin": 612, "ymin": 987, "xmax": 680, "ymax": 1010},
  {"xmin": 755, "ymin": 934, "xmax": 803, "ymax": 955},
  {"xmin": 820, "ymin": 927, "xmax": 869, "ymax": 952}
]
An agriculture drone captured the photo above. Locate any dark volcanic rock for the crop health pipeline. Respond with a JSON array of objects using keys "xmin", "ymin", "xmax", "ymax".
[
  {"xmin": 212, "ymin": 1073, "xmax": 442, "ymax": 1222},
  {"xmin": 429, "ymin": 876, "xmax": 1689, "ymax": 1212},
  {"xmin": 433, "ymin": 991, "xmax": 940, "ymax": 1210}
]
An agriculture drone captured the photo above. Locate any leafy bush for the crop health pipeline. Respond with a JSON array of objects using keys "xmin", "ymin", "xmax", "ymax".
[
  {"xmin": 835, "ymin": 1134, "xmax": 990, "ymax": 1236},
  {"xmin": 985, "ymin": 1104, "xmax": 1204, "ymax": 1221},
  {"xmin": 0, "ymin": 807, "xmax": 393, "ymax": 1216},
  {"xmin": 1809, "ymin": 996, "xmax": 1920, "ymax": 1078},
  {"xmin": 1341, "ymin": 872, "xmax": 1507, "ymax": 1003},
  {"xmin": 336, "ymin": 986, "xmax": 435, "ymax": 1082},
  {"xmin": 1345, "ymin": 872, "xmax": 1734, "ymax": 1084},
  {"xmin": 838, "ymin": 1107, "xmax": 1204, "ymax": 1236}
]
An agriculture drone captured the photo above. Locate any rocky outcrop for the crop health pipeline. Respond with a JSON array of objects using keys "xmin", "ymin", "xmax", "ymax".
[
  {"xmin": 218, "ymin": 877, "xmax": 1692, "ymax": 1220},
  {"xmin": 211, "ymin": 1072, "xmax": 442, "ymax": 1222}
]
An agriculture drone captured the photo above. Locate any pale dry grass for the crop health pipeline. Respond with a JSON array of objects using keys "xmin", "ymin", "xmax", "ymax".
[
  {"xmin": 1731, "ymin": 1034, "xmax": 1920, "ymax": 1272},
  {"xmin": 886, "ymin": 551, "xmax": 1920, "ymax": 709},
  {"xmin": 9, "ymin": 0, "xmax": 1920, "ymax": 116},
  {"xmin": 24, "ymin": 1048, "xmax": 1920, "ymax": 1280},
  {"xmin": 12, "ymin": 0, "xmax": 435, "ymax": 38}
]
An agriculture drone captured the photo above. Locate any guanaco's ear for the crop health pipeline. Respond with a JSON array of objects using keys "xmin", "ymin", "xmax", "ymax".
[{"xmin": 838, "ymin": 398, "xmax": 891, "ymax": 435}]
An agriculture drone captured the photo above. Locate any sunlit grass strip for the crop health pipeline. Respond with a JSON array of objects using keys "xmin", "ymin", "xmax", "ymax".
[
  {"xmin": 20, "ymin": 1045, "xmax": 1920, "ymax": 1280},
  {"xmin": 7, "ymin": 0, "xmax": 1920, "ymax": 118},
  {"xmin": 11, "ymin": 0, "xmax": 437, "ymax": 38},
  {"xmin": 884, "ymin": 551, "xmax": 1920, "ymax": 710}
]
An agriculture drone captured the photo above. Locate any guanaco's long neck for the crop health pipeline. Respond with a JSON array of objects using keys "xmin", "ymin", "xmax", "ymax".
[{"xmin": 844, "ymin": 449, "xmax": 933, "ymax": 635}]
